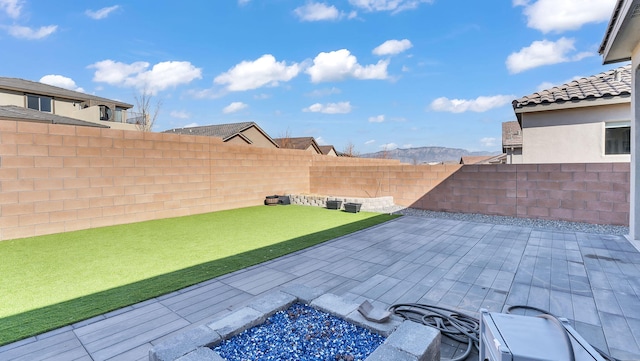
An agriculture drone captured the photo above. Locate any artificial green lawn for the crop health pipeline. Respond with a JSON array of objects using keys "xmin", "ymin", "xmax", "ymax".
[{"xmin": 0, "ymin": 205, "xmax": 398, "ymax": 346}]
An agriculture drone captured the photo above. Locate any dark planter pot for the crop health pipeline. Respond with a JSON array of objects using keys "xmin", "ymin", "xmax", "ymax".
[
  {"xmin": 344, "ymin": 202, "xmax": 362, "ymax": 213},
  {"xmin": 278, "ymin": 195, "xmax": 291, "ymax": 205},
  {"xmin": 326, "ymin": 200, "xmax": 342, "ymax": 210},
  {"xmin": 264, "ymin": 195, "xmax": 279, "ymax": 206}
]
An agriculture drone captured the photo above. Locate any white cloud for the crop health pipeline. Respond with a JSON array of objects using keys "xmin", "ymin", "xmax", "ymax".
[
  {"xmin": 214, "ymin": 54, "xmax": 301, "ymax": 91},
  {"xmin": 480, "ymin": 137, "xmax": 497, "ymax": 147},
  {"xmin": 303, "ymin": 101, "xmax": 352, "ymax": 114},
  {"xmin": 0, "ymin": 0, "xmax": 22, "ymax": 18},
  {"xmin": 505, "ymin": 37, "xmax": 593, "ymax": 74},
  {"xmin": 254, "ymin": 93, "xmax": 271, "ymax": 99},
  {"xmin": 39, "ymin": 75, "xmax": 85, "ymax": 92},
  {"xmin": 380, "ymin": 142, "xmax": 398, "ymax": 150},
  {"xmin": 170, "ymin": 110, "xmax": 190, "ymax": 119},
  {"xmin": 365, "ymin": 139, "xmax": 376, "ymax": 145},
  {"xmin": 430, "ymin": 94, "xmax": 514, "ymax": 113},
  {"xmin": 85, "ymin": 5, "xmax": 120, "ymax": 20},
  {"xmin": 316, "ymin": 136, "xmax": 327, "ymax": 145},
  {"xmin": 238, "ymin": 0, "xmax": 250, "ymax": 5},
  {"xmin": 306, "ymin": 87, "xmax": 341, "ymax": 97},
  {"xmin": 294, "ymin": 2, "xmax": 341, "ymax": 21},
  {"xmin": 368, "ymin": 114, "xmax": 385, "ymax": 123},
  {"xmin": 373, "ymin": 39, "xmax": 413, "ymax": 56},
  {"xmin": 223, "ymin": 101, "xmax": 248, "ymax": 114},
  {"xmin": 514, "ymin": 0, "xmax": 616, "ymax": 33},
  {"xmin": 184, "ymin": 122, "xmax": 199, "ymax": 128},
  {"xmin": 89, "ymin": 59, "xmax": 202, "ymax": 94},
  {"xmin": 349, "ymin": 0, "xmax": 433, "ymax": 13},
  {"xmin": 8, "ymin": 25, "xmax": 57, "ymax": 39},
  {"xmin": 306, "ymin": 49, "xmax": 388, "ymax": 83},
  {"xmin": 403, "ymin": 143, "xmax": 413, "ymax": 148}
]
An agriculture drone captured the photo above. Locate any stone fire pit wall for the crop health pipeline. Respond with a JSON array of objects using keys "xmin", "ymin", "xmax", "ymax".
[
  {"xmin": 288, "ymin": 195, "xmax": 395, "ymax": 212},
  {"xmin": 149, "ymin": 285, "xmax": 440, "ymax": 361}
]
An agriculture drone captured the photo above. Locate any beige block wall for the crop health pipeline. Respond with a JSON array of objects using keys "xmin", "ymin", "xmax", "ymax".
[
  {"xmin": 1, "ymin": 120, "xmax": 402, "ymax": 240},
  {"xmin": 310, "ymin": 164, "xmax": 461, "ymax": 206},
  {"xmin": 0, "ymin": 119, "xmax": 631, "ymax": 241}
]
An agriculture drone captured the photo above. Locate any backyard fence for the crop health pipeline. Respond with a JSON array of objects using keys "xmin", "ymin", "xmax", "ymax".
[{"xmin": 0, "ymin": 119, "xmax": 630, "ymax": 241}]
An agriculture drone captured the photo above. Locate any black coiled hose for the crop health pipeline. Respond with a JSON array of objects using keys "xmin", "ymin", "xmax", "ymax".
[
  {"xmin": 388, "ymin": 303, "xmax": 479, "ymax": 361},
  {"xmin": 389, "ymin": 303, "xmax": 620, "ymax": 361}
]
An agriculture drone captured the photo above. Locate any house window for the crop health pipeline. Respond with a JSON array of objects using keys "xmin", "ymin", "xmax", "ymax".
[
  {"xmin": 26, "ymin": 94, "xmax": 52, "ymax": 112},
  {"xmin": 605, "ymin": 121, "xmax": 630, "ymax": 155},
  {"xmin": 99, "ymin": 105, "xmax": 112, "ymax": 121}
]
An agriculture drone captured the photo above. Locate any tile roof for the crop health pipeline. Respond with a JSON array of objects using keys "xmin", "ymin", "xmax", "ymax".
[
  {"xmin": 0, "ymin": 77, "xmax": 133, "ymax": 108},
  {"xmin": 273, "ymin": 137, "xmax": 319, "ymax": 151},
  {"xmin": 459, "ymin": 155, "xmax": 505, "ymax": 165},
  {"xmin": 502, "ymin": 121, "xmax": 522, "ymax": 148},
  {"xmin": 512, "ymin": 64, "xmax": 631, "ymax": 109},
  {"xmin": 163, "ymin": 122, "xmax": 257, "ymax": 139},
  {"xmin": 319, "ymin": 145, "xmax": 337, "ymax": 155},
  {"xmin": 0, "ymin": 105, "xmax": 109, "ymax": 128}
]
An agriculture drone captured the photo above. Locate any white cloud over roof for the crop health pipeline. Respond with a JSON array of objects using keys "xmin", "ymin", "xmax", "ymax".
[
  {"xmin": 505, "ymin": 37, "xmax": 593, "ymax": 74},
  {"xmin": 40, "ymin": 75, "xmax": 85, "ymax": 93},
  {"xmin": 294, "ymin": 2, "xmax": 341, "ymax": 21},
  {"xmin": 222, "ymin": 101, "xmax": 248, "ymax": 114},
  {"xmin": 214, "ymin": 54, "xmax": 301, "ymax": 91},
  {"xmin": 303, "ymin": 101, "xmax": 352, "ymax": 114},
  {"xmin": 0, "ymin": 0, "xmax": 22, "ymax": 18},
  {"xmin": 368, "ymin": 114, "xmax": 385, "ymax": 123},
  {"xmin": 349, "ymin": 0, "xmax": 433, "ymax": 13},
  {"xmin": 85, "ymin": 5, "xmax": 120, "ymax": 20},
  {"xmin": 306, "ymin": 49, "xmax": 388, "ymax": 82},
  {"xmin": 430, "ymin": 95, "xmax": 514, "ymax": 113},
  {"xmin": 373, "ymin": 39, "xmax": 413, "ymax": 56},
  {"xmin": 515, "ymin": 0, "xmax": 616, "ymax": 33},
  {"xmin": 8, "ymin": 25, "xmax": 57, "ymax": 39},
  {"xmin": 89, "ymin": 59, "xmax": 202, "ymax": 94}
]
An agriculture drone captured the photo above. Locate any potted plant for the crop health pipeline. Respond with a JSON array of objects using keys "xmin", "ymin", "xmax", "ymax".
[
  {"xmin": 326, "ymin": 199, "xmax": 342, "ymax": 210},
  {"xmin": 264, "ymin": 195, "xmax": 279, "ymax": 206},
  {"xmin": 344, "ymin": 202, "xmax": 362, "ymax": 213}
]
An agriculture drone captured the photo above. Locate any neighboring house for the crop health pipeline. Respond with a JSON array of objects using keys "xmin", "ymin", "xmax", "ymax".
[
  {"xmin": 319, "ymin": 145, "xmax": 338, "ymax": 157},
  {"xmin": 0, "ymin": 105, "xmax": 108, "ymax": 128},
  {"xmin": 163, "ymin": 121, "xmax": 279, "ymax": 148},
  {"xmin": 273, "ymin": 137, "xmax": 322, "ymax": 154},
  {"xmin": 511, "ymin": 65, "xmax": 631, "ymax": 163},
  {"xmin": 459, "ymin": 154, "xmax": 506, "ymax": 165},
  {"xmin": 0, "ymin": 77, "xmax": 136, "ymax": 130},
  {"xmin": 502, "ymin": 121, "xmax": 523, "ymax": 164}
]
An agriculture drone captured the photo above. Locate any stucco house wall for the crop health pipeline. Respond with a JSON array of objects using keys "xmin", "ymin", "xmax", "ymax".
[
  {"xmin": 522, "ymin": 102, "xmax": 630, "ymax": 163},
  {"xmin": 241, "ymin": 126, "xmax": 279, "ymax": 148}
]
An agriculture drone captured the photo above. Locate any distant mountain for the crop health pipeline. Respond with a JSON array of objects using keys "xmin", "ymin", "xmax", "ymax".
[{"xmin": 359, "ymin": 146, "xmax": 501, "ymax": 164}]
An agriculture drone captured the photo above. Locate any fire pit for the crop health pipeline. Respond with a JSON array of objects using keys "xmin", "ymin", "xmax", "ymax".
[
  {"xmin": 214, "ymin": 303, "xmax": 384, "ymax": 360},
  {"xmin": 149, "ymin": 285, "xmax": 441, "ymax": 361}
]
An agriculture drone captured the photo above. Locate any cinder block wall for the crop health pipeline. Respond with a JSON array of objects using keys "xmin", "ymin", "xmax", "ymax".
[
  {"xmin": 413, "ymin": 163, "xmax": 630, "ymax": 226},
  {"xmin": 0, "ymin": 120, "xmax": 631, "ymax": 241},
  {"xmin": 0, "ymin": 120, "xmax": 398, "ymax": 241},
  {"xmin": 309, "ymin": 164, "xmax": 462, "ymax": 206}
]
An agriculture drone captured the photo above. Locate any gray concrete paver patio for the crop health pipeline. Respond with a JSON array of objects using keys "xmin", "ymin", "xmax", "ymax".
[{"xmin": 1, "ymin": 215, "xmax": 640, "ymax": 360}]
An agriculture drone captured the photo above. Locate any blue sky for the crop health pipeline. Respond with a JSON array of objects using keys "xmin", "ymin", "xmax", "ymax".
[{"xmin": 0, "ymin": 0, "xmax": 623, "ymax": 153}]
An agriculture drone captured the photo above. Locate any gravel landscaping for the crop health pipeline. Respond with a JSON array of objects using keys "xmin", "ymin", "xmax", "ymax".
[{"xmin": 381, "ymin": 207, "xmax": 629, "ymax": 235}]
